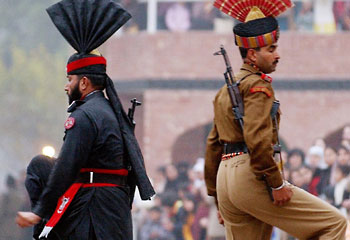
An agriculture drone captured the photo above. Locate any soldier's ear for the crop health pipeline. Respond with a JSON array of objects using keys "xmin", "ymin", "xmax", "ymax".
[
  {"xmin": 80, "ymin": 76, "xmax": 89, "ymax": 90},
  {"xmin": 247, "ymin": 48, "xmax": 257, "ymax": 62}
]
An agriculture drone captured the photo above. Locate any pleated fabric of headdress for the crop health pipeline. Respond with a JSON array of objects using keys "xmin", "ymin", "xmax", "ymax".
[
  {"xmin": 47, "ymin": 0, "xmax": 155, "ymax": 200},
  {"xmin": 213, "ymin": 0, "xmax": 293, "ymax": 48}
]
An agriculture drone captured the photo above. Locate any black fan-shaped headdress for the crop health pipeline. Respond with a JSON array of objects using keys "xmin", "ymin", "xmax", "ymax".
[
  {"xmin": 47, "ymin": 0, "xmax": 131, "ymax": 54},
  {"xmin": 47, "ymin": 0, "xmax": 155, "ymax": 200}
]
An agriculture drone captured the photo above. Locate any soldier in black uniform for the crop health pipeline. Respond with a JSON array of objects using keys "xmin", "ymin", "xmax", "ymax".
[{"xmin": 16, "ymin": 0, "xmax": 155, "ymax": 239}]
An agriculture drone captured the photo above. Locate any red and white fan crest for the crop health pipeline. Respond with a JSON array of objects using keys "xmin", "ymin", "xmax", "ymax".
[{"xmin": 214, "ymin": 0, "xmax": 293, "ymax": 22}]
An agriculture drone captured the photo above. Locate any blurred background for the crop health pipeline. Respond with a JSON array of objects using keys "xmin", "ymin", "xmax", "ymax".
[{"xmin": 0, "ymin": 0, "xmax": 350, "ymax": 239}]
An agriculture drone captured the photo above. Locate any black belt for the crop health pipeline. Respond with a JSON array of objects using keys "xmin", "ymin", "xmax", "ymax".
[
  {"xmin": 223, "ymin": 142, "xmax": 249, "ymax": 154},
  {"xmin": 75, "ymin": 172, "xmax": 128, "ymax": 186}
]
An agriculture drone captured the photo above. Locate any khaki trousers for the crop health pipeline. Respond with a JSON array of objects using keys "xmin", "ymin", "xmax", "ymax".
[{"xmin": 216, "ymin": 154, "xmax": 347, "ymax": 240}]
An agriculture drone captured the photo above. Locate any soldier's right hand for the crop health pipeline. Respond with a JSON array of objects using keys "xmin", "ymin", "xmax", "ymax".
[
  {"xmin": 16, "ymin": 211, "xmax": 41, "ymax": 228},
  {"xmin": 217, "ymin": 210, "xmax": 224, "ymax": 225},
  {"xmin": 272, "ymin": 185, "xmax": 293, "ymax": 206}
]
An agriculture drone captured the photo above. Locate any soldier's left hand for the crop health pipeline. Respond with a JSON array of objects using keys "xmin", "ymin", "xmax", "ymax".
[
  {"xmin": 272, "ymin": 185, "xmax": 293, "ymax": 206},
  {"xmin": 16, "ymin": 211, "xmax": 41, "ymax": 228}
]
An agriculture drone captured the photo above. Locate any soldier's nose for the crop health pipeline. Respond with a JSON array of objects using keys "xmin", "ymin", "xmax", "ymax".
[{"xmin": 275, "ymin": 52, "xmax": 280, "ymax": 60}]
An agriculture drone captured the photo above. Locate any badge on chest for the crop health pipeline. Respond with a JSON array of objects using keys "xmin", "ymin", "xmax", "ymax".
[{"xmin": 64, "ymin": 117, "xmax": 75, "ymax": 130}]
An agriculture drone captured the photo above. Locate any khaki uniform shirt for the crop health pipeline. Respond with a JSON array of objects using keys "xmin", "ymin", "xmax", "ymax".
[{"xmin": 205, "ymin": 63, "xmax": 283, "ymax": 198}]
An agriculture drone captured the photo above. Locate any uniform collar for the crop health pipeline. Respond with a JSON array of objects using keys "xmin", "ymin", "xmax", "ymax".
[
  {"xmin": 67, "ymin": 91, "xmax": 103, "ymax": 112},
  {"xmin": 82, "ymin": 90, "xmax": 103, "ymax": 101},
  {"xmin": 240, "ymin": 63, "xmax": 273, "ymax": 83},
  {"xmin": 240, "ymin": 63, "xmax": 261, "ymax": 74},
  {"xmin": 67, "ymin": 100, "xmax": 84, "ymax": 113}
]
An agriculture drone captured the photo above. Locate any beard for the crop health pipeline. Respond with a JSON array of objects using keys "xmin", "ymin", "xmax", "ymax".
[{"xmin": 68, "ymin": 83, "xmax": 82, "ymax": 105}]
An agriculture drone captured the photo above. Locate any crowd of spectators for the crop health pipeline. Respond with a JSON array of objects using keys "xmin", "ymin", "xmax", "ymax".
[
  {"xmin": 132, "ymin": 158, "xmax": 225, "ymax": 240},
  {"xmin": 283, "ymin": 126, "xmax": 350, "ymax": 209},
  {"xmin": 131, "ymin": 124, "xmax": 350, "ymax": 240},
  {"xmin": 119, "ymin": 0, "xmax": 350, "ymax": 33}
]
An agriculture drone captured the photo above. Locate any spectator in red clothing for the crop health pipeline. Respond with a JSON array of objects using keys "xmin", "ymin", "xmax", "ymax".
[
  {"xmin": 300, "ymin": 165, "xmax": 313, "ymax": 190},
  {"xmin": 307, "ymin": 146, "xmax": 324, "ymax": 196},
  {"xmin": 333, "ymin": 1, "xmax": 350, "ymax": 30}
]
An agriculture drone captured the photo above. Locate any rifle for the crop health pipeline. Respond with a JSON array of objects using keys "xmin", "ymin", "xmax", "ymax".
[
  {"xmin": 126, "ymin": 98, "xmax": 142, "ymax": 205},
  {"xmin": 127, "ymin": 98, "xmax": 142, "ymax": 127},
  {"xmin": 214, "ymin": 45, "xmax": 244, "ymax": 130}
]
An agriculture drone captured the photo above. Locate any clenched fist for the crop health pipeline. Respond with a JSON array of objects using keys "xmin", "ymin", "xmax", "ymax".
[{"xmin": 16, "ymin": 211, "xmax": 41, "ymax": 228}]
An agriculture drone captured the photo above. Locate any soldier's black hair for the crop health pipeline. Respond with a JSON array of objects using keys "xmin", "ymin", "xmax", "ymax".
[
  {"xmin": 239, "ymin": 47, "xmax": 260, "ymax": 59},
  {"xmin": 78, "ymin": 74, "xmax": 106, "ymax": 89}
]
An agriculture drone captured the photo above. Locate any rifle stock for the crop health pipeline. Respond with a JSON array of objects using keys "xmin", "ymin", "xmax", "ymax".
[{"xmin": 128, "ymin": 98, "xmax": 142, "ymax": 127}]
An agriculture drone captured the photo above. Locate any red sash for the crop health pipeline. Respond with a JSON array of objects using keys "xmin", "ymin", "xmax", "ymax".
[{"xmin": 39, "ymin": 168, "xmax": 128, "ymax": 239}]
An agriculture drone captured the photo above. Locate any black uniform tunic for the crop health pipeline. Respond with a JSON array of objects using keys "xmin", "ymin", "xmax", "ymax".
[{"xmin": 31, "ymin": 91, "xmax": 132, "ymax": 239}]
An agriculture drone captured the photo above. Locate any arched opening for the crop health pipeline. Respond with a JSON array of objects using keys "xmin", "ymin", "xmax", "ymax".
[
  {"xmin": 171, "ymin": 123, "xmax": 212, "ymax": 165},
  {"xmin": 324, "ymin": 123, "xmax": 350, "ymax": 150}
]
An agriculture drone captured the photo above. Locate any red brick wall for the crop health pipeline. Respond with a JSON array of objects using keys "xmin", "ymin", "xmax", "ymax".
[
  {"xmin": 276, "ymin": 90, "xmax": 350, "ymax": 150},
  {"xmin": 106, "ymin": 32, "xmax": 350, "ymax": 80}
]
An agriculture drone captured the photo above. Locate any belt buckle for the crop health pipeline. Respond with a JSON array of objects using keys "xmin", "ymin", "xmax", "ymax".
[{"xmin": 89, "ymin": 172, "xmax": 94, "ymax": 183}]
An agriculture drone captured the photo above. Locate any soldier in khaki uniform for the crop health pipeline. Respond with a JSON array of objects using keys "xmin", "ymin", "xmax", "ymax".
[{"xmin": 205, "ymin": 2, "xmax": 347, "ymax": 239}]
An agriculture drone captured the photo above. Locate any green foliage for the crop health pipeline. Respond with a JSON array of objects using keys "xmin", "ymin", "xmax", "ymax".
[
  {"xmin": 0, "ymin": 45, "xmax": 68, "ymax": 164},
  {"xmin": 0, "ymin": 0, "xmax": 69, "ymax": 166}
]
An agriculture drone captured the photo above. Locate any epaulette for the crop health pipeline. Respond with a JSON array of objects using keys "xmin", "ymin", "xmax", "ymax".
[
  {"xmin": 249, "ymin": 86, "xmax": 272, "ymax": 97},
  {"xmin": 67, "ymin": 100, "xmax": 85, "ymax": 113}
]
